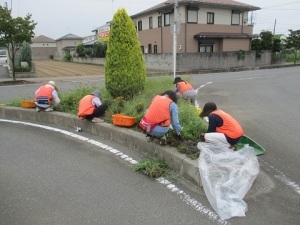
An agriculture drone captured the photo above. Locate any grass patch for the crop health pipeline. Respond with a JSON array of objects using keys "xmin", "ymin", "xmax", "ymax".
[
  {"xmin": 132, "ymin": 158, "xmax": 169, "ymax": 178},
  {"xmin": 11, "ymin": 75, "xmax": 208, "ymax": 159}
]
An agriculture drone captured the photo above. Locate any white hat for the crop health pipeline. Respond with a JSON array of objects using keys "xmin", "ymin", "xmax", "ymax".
[{"xmin": 48, "ymin": 81, "xmax": 58, "ymax": 90}]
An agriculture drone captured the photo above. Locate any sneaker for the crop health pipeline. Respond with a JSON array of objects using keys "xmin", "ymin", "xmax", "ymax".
[
  {"xmin": 36, "ymin": 107, "xmax": 41, "ymax": 112},
  {"xmin": 92, "ymin": 117, "xmax": 104, "ymax": 123},
  {"xmin": 45, "ymin": 107, "xmax": 53, "ymax": 112},
  {"xmin": 159, "ymin": 135, "xmax": 167, "ymax": 145}
]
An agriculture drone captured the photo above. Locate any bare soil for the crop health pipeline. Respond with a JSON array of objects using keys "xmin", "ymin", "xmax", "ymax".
[
  {"xmin": 34, "ymin": 60, "xmax": 105, "ymax": 77},
  {"xmin": 33, "ymin": 60, "xmax": 167, "ymax": 77}
]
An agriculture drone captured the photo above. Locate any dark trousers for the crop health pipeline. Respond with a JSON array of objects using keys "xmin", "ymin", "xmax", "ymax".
[{"xmin": 85, "ymin": 103, "xmax": 108, "ymax": 120}]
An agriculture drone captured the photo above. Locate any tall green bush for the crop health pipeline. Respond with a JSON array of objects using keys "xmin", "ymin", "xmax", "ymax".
[
  {"xmin": 105, "ymin": 8, "xmax": 146, "ymax": 99},
  {"xmin": 19, "ymin": 41, "xmax": 32, "ymax": 67}
]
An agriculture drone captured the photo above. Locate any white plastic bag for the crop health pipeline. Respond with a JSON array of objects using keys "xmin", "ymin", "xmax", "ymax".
[{"xmin": 198, "ymin": 142, "xmax": 259, "ymax": 220}]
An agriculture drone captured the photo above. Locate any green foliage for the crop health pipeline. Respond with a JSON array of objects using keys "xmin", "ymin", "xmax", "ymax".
[
  {"xmin": 251, "ymin": 38, "xmax": 261, "ymax": 51},
  {"xmin": 93, "ymin": 42, "xmax": 107, "ymax": 58},
  {"xmin": 84, "ymin": 48, "xmax": 92, "ymax": 57},
  {"xmin": 272, "ymin": 38, "xmax": 282, "ymax": 52},
  {"xmin": 76, "ymin": 43, "xmax": 85, "ymax": 57},
  {"xmin": 56, "ymin": 86, "xmax": 97, "ymax": 114},
  {"xmin": 132, "ymin": 158, "xmax": 169, "ymax": 178},
  {"xmin": 63, "ymin": 50, "xmax": 72, "ymax": 62},
  {"xmin": 237, "ymin": 49, "xmax": 245, "ymax": 60},
  {"xmin": 19, "ymin": 41, "xmax": 32, "ymax": 67},
  {"xmin": 284, "ymin": 53, "xmax": 300, "ymax": 63},
  {"xmin": 178, "ymin": 100, "xmax": 208, "ymax": 140},
  {"xmin": 285, "ymin": 29, "xmax": 300, "ymax": 50},
  {"xmin": 14, "ymin": 66, "xmax": 31, "ymax": 72},
  {"xmin": 105, "ymin": 8, "xmax": 146, "ymax": 99},
  {"xmin": 260, "ymin": 31, "xmax": 273, "ymax": 50},
  {"xmin": 285, "ymin": 29, "xmax": 300, "ymax": 64},
  {"xmin": 0, "ymin": 6, "xmax": 36, "ymax": 81}
]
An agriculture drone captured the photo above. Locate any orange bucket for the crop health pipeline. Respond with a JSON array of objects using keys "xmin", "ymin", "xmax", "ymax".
[
  {"xmin": 21, "ymin": 100, "xmax": 36, "ymax": 108},
  {"xmin": 112, "ymin": 114, "xmax": 136, "ymax": 127}
]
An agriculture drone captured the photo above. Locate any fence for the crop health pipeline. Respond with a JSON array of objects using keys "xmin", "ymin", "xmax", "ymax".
[{"xmin": 56, "ymin": 50, "xmax": 280, "ymax": 72}]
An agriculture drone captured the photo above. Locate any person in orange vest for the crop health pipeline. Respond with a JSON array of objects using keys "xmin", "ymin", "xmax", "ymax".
[
  {"xmin": 34, "ymin": 81, "xmax": 60, "ymax": 112},
  {"xmin": 173, "ymin": 77, "xmax": 197, "ymax": 105},
  {"xmin": 198, "ymin": 102, "xmax": 244, "ymax": 149},
  {"xmin": 139, "ymin": 90, "xmax": 182, "ymax": 145},
  {"xmin": 77, "ymin": 90, "xmax": 108, "ymax": 123}
]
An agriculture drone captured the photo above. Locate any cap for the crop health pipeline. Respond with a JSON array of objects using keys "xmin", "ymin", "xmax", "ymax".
[
  {"xmin": 199, "ymin": 102, "xmax": 217, "ymax": 117},
  {"xmin": 173, "ymin": 77, "xmax": 184, "ymax": 84},
  {"xmin": 91, "ymin": 90, "xmax": 101, "ymax": 98}
]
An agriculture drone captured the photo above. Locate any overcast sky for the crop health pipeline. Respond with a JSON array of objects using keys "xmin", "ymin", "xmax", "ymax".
[{"xmin": 1, "ymin": 0, "xmax": 299, "ymax": 39}]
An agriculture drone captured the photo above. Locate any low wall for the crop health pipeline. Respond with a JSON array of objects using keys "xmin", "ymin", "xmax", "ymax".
[
  {"xmin": 144, "ymin": 50, "xmax": 274, "ymax": 71},
  {"xmin": 55, "ymin": 50, "xmax": 279, "ymax": 72}
]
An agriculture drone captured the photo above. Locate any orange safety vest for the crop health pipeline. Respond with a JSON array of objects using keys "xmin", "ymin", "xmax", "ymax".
[
  {"xmin": 177, "ymin": 81, "xmax": 193, "ymax": 94},
  {"xmin": 144, "ymin": 95, "xmax": 172, "ymax": 127},
  {"xmin": 34, "ymin": 84, "xmax": 54, "ymax": 103},
  {"xmin": 212, "ymin": 109, "xmax": 244, "ymax": 139},
  {"xmin": 77, "ymin": 95, "xmax": 96, "ymax": 117}
]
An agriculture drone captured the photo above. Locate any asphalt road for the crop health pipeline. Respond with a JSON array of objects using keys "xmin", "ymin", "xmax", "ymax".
[
  {"xmin": 1, "ymin": 66, "xmax": 300, "ymax": 224},
  {"xmin": 191, "ymin": 67, "xmax": 300, "ymax": 185},
  {"xmin": 0, "ymin": 121, "xmax": 220, "ymax": 225}
]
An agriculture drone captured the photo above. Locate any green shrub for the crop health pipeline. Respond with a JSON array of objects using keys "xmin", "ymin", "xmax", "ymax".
[
  {"xmin": 105, "ymin": 8, "xmax": 146, "ymax": 99},
  {"xmin": 19, "ymin": 41, "xmax": 32, "ymax": 67},
  {"xmin": 63, "ymin": 51, "xmax": 72, "ymax": 62},
  {"xmin": 14, "ymin": 66, "xmax": 31, "ymax": 72}
]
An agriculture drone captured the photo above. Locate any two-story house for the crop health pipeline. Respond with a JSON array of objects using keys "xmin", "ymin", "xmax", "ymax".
[
  {"xmin": 131, "ymin": 0, "xmax": 260, "ymax": 54},
  {"xmin": 55, "ymin": 33, "xmax": 83, "ymax": 58},
  {"xmin": 31, "ymin": 35, "xmax": 57, "ymax": 60}
]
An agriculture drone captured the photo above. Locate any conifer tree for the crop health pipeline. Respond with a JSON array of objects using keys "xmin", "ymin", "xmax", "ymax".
[{"xmin": 105, "ymin": 8, "xmax": 146, "ymax": 99}]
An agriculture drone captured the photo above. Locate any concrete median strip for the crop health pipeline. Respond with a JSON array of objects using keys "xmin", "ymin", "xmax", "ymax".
[{"xmin": 0, "ymin": 106, "xmax": 201, "ymax": 187}]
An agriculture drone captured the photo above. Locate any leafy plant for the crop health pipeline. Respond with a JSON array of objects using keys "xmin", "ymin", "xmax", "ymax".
[
  {"xmin": 63, "ymin": 50, "xmax": 72, "ymax": 62},
  {"xmin": 132, "ymin": 158, "xmax": 169, "ymax": 178},
  {"xmin": 237, "ymin": 49, "xmax": 245, "ymax": 60}
]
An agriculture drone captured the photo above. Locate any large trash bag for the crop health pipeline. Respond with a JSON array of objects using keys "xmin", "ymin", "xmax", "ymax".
[{"xmin": 198, "ymin": 142, "xmax": 259, "ymax": 220}]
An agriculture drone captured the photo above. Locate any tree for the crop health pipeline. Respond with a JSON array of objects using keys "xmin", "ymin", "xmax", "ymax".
[
  {"xmin": 0, "ymin": 6, "xmax": 36, "ymax": 80},
  {"xmin": 76, "ymin": 43, "xmax": 85, "ymax": 57},
  {"xmin": 19, "ymin": 41, "xmax": 32, "ymax": 67},
  {"xmin": 105, "ymin": 8, "xmax": 146, "ymax": 99},
  {"xmin": 260, "ymin": 31, "xmax": 273, "ymax": 50},
  {"xmin": 285, "ymin": 29, "xmax": 300, "ymax": 64}
]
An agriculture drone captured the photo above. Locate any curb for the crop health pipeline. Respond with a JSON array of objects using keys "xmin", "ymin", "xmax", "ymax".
[{"xmin": 0, "ymin": 107, "xmax": 201, "ymax": 187}]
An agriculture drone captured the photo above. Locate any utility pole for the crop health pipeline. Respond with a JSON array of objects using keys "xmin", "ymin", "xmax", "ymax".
[
  {"xmin": 172, "ymin": 0, "xmax": 179, "ymax": 78},
  {"xmin": 273, "ymin": 19, "xmax": 276, "ymax": 35}
]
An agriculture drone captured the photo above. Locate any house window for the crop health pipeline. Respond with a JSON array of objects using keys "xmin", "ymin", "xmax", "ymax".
[
  {"xmin": 207, "ymin": 12, "xmax": 214, "ymax": 24},
  {"xmin": 141, "ymin": 46, "xmax": 144, "ymax": 53},
  {"xmin": 148, "ymin": 44, "xmax": 152, "ymax": 53},
  {"xmin": 187, "ymin": 8, "xmax": 198, "ymax": 23},
  {"xmin": 158, "ymin": 16, "xmax": 162, "ymax": 27},
  {"xmin": 231, "ymin": 10, "xmax": 240, "ymax": 25},
  {"xmin": 164, "ymin": 13, "xmax": 171, "ymax": 26},
  {"xmin": 149, "ymin": 17, "xmax": 153, "ymax": 29},
  {"xmin": 138, "ymin": 21, "xmax": 142, "ymax": 31},
  {"xmin": 199, "ymin": 44, "xmax": 213, "ymax": 53},
  {"xmin": 154, "ymin": 45, "xmax": 157, "ymax": 53}
]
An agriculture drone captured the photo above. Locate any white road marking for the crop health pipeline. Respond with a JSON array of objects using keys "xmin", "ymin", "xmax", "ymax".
[
  {"xmin": 0, "ymin": 119, "xmax": 228, "ymax": 224},
  {"xmin": 259, "ymin": 158, "xmax": 300, "ymax": 195}
]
